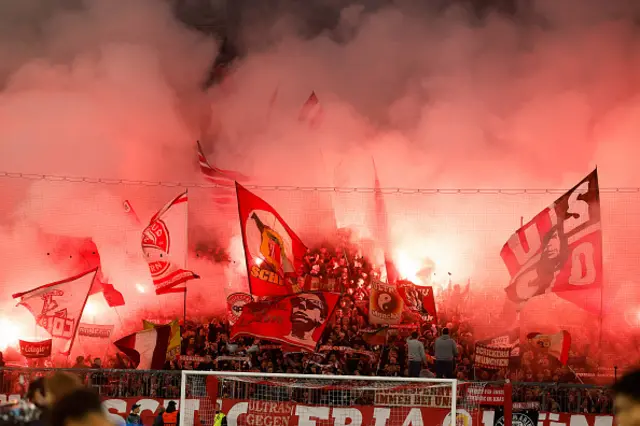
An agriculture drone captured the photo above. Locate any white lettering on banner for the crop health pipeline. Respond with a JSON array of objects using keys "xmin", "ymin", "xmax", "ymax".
[
  {"xmin": 505, "ymin": 223, "xmax": 542, "ymax": 266},
  {"xmin": 332, "ymin": 408, "xmax": 363, "ymax": 426},
  {"xmin": 564, "ymin": 182, "xmax": 590, "ymax": 235},
  {"xmin": 402, "ymin": 408, "xmax": 424, "ymax": 426},
  {"xmin": 373, "ymin": 408, "xmax": 391, "ymax": 426},
  {"xmin": 0, "ymin": 395, "xmax": 21, "ymax": 405},
  {"xmin": 295, "ymin": 406, "xmax": 330, "ymax": 426},
  {"xmin": 569, "ymin": 242, "xmax": 596, "ymax": 286}
]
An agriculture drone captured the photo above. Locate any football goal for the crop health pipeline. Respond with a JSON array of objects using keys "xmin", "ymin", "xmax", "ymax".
[{"xmin": 179, "ymin": 372, "xmax": 507, "ymax": 426}]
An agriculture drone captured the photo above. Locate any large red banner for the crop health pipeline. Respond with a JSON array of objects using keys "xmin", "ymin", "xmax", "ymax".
[
  {"xmin": 0, "ymin": 395, "xmax": 617, "ymax": 426},
  {"xmin": 501, "ymin": 170, "xmax": 602, "ymax": 307},
  {"xmin": 231, "ymin": 292, "xmax": 340, "ymax": 352},
  {"xmin": 236, "ymin": 183, "xmax": 308, "ymax": 297}
]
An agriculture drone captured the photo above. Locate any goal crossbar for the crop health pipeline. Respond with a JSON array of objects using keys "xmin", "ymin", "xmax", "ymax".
[{"xmin": 179, "ymin": 371, "xmax": 463, "ymax": 426}]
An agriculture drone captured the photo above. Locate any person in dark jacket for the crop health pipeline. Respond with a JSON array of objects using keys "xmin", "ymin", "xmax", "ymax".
[
  {"xmin": 153, "ymin": 407, "xmax": 165, "ymax": 426},
  {"xmin": 126, "ymin": 404, "xmax": 141, "ymax": 425}
]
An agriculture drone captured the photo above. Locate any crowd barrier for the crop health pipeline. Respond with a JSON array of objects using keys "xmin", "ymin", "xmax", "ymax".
[{"xmin": 0, "ymin": 368, "xmax": 613, "ymax": 415}]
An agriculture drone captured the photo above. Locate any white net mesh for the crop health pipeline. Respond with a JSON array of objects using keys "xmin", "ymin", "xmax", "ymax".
[{"xmin": 180, "ymin": 372, "xmax": 489, "ymax": 426}]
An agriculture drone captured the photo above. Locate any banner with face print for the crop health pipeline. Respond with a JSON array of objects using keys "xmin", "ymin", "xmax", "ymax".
[
  {"xmin": 236, "ymin": 183, "xmax": 308, "ymax": 297},
  {"xmin": 397, "ymin": 282, "xmax": 437, "ymax": 325},
  {"xmin": 230, "ymin": 292, "xmax": 340, "ymax": 352},
  {"xmin": 501, "ymin": 170, "xmax": 602, "ymax": 305}
]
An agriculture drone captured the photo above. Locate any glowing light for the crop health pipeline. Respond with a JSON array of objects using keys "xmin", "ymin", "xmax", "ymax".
[
  {"xmin": 84, "ymin": 301, "xmax": 97, "ymax": 316},
  {"xmin": 255, "ymin": 258, "xmax": 263, "ymax": 266},
  {"xmin": 395, "ymin": 250, "xmax": 420, "ymax": 282},
  {"xmin": 0, "ymin": 318, "xmax": 21, "ymax": 350},
  {"xmin": 136, "ymin": 283, "xmax": 146, "ymax": 293}
]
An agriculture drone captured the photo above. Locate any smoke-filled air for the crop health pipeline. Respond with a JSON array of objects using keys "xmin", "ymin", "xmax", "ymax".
[{"xmin": 0, "ymin": 0, "xmax": 640, "ymax": 369}]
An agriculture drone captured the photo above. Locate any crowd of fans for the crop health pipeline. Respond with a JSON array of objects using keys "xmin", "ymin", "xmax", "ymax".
[{"xmin": 0, "ymin": 239, "xmax": 617, "ymax": 415}]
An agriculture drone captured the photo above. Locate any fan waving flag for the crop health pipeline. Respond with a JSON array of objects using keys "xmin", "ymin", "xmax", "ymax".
[
  {"xmin": 501, "ymin": 170, "xmax": 602, "ymax": 310},
  {"xmin": 236, "ymin": 183, "xmax": 308, "ymax": 297},
  {"xmin": 197, "ymin": 140, "xmax": 249, "ymax": 205},
  {"xmin": 231, "ymin": 292, "xmax": 340, "ymax": 352},
  {"xmin": 142, "ymin": 191, "xmax": 199, "ymax": 295},
  {"xmin": 12, "ymin": 268, "xmax": 98, "ymax": 355},
  {"xmin": 113, "ymin": 326, "xmax": 171, "ymax": 370}
]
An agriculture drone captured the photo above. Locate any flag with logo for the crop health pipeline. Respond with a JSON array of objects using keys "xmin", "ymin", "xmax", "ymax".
[
  {"xmin": 142, "ymin": 191, "xmax": 199, "ymax": 295},
  {"xmin": 12, "ymin": 268, "xmax": 97, "ymax": 355},
  {"xmin": 143, "ymin": 319, "xmax": 181, "ymax": 360},
  {"xmin": 501, "ymin": 170, "xmax": 602, "ymax": 312},
  {"xmin": 397, "ymin": 281, "xmax": 437, "ymax": 325},
  {"xmin": 369, "ymin": 280, "xmax": 403, "ymax": 325},
  {"xmin": 226, "ymin": 293, "xmax": 253, "ymax": 326},
  {"xmin": 493, "ymin": 408, "xmax": 539, "ymax": 426},
  {"xmin": 231, "ymin": 292, "xmax": 340, "ymax": 352},
  {"xmin": 527, "ymin": 330, "xmax": 571, "ymax": 365},
  {"xmin": 236, "ymin": 183, "xmax": 307, "ymax": 297},
  {"xmin": 113, "ymin": 326, "xmax": 171, "ymax": 370}
]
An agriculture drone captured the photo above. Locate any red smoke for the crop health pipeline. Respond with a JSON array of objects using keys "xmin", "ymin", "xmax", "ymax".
[{"xmin": 0, "ymin": 0, "xmax": 639, "ymax": 366}]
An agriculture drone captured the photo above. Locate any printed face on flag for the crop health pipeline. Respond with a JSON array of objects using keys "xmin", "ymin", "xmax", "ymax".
[
  {"xmin": 501, "ymin": 170, "xmax": 602, "ymax": 302},
  {"xmin": 231, "ymin": 292, "xmax": 339, "ymax": 352}
]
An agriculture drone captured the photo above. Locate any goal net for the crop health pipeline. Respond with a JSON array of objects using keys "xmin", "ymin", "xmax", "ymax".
[{"xmin": 179, "ymin": 372, "xmax": 492, "ymax": 426}]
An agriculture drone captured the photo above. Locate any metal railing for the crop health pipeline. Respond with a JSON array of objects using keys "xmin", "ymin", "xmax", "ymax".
[{"xmin": 0, "ymin": 368, "xmax": 613, "ymax": 414}]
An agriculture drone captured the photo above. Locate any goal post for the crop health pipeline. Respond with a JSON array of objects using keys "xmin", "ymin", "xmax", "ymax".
[{"xmin": 179, "ymin": 371, "xmax": 495, "ymax": 426}]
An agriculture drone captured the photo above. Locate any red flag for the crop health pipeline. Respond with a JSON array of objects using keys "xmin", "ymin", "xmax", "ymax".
[
  {"xmin": 227, "ymin": 293, "xmax": 253, "ymax": 326},
  {"xmin": 113, "ymin": 326, "xmax": 171, "ymax": 370},
  {"xmin": 527, "ymin": 330, "xmax": 572, "ymax": 365},
  {"xmin": 197, "ymin": 141, "xmax": 249, "ymax": 205},
  {"xmin": 19, "ymin": 339, "xmax": 52, "ymax": 359},
  {"xmin": 12, "ymin": 268, "xmax": 97, "ymax": 355},
  {"xmin": 397, "ymin": 281, "xmax": 438, "ymax": 326},
  {"xmin": 501, "ymin": 170, "xmax": 602, "ymax": 313},
  {"xmin": 236, "ymin": 182, "xmax": 307, "ymax": 297},
  {"xmin": 142, "ymin": 191, "xmax": 199, "ymax": 295},
  {"xmin": 299, "ymin": 91, "xmax": 323, "ymax": 128},
  {"xmin": 361, "ymin": 326, "xmax": 388, "ymax": 346},
  {"xmin": 76, "ymin": 239, "xmax": 125, "ymax": 307},
  {"xmin": 372, "ymin": 159, "xmax": 399, "ymax": 284},
  {"xmin": 231, "ymin": 292, "xmax": 339, "ymax": 352}
]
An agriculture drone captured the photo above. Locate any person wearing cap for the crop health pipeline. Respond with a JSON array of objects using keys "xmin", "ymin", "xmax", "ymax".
[
  {"xmin": 162, "ymin": 402, "xmax": 179, "ymax": 426},
  {"xmin": 126, "ymin": 404, "xmax": 142, "ymax": 425}
]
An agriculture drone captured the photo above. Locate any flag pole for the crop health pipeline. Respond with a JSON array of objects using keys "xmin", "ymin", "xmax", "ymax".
[{"xmin": 183, "ymin": 189, "xmax": 189, "ymax": 327}]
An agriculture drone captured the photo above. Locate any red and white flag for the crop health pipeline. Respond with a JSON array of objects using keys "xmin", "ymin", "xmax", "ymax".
[
  {"xmin": 299, "ymin": 91, "xmax": 323, "ymax": 128},
  {"xmin": 501, "ymin": 170, "xmax": 603, "ymax": 312},
  {"xmin": 197, "ymin": 141, "xmax": 249, "ymax": 205},
  {"xmin": 527, "ymin": 330, "xmax": 572, "ymax": 365},
  {"xmin": 78, "ymin": 239, "xmax": 125, "ymax": 307},
  {"xmin": 231, "ymin": 292, "xmax": 340, "ymax": 352},
  {"xmin": 142, "ymin": 191, "xmax": 199, "ymax": 295},
  {"xmin": 12, "ymin": 268, "xmax": 98, "ymax": 355},
  {"xmin": 113, "ymin": 326, "xmax": 171, "ymax": 370},
  {"xmin": 236, "ymin": 183, "xmax": 307, "ymax": 297}
]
